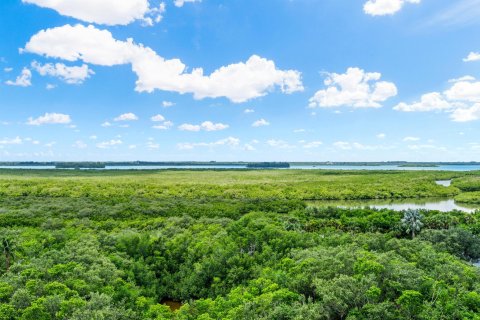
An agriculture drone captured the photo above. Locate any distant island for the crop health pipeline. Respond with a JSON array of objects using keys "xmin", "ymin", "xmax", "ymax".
[
  {"xmin": 55, "ymin": 162, "xmax": 106, "ymax": 169},
  {"xmin": 0, "ymin": 161, "xmax": 479, "ymax": 168},
  {"xmin": 246, "ymin": 162, "xmax": 290, "ymax": 168}
]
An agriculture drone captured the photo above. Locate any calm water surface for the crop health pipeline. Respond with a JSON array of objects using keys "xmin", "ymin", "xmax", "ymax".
[
  {"xmin": 0, "ymin": 165, "xmax": 480, "ymax": 171},
  {"xmin": 435, "ymin": 180, "xmax": 452, "ymax": 187},
  {"xmin": 309, "ymin": 198, "xmax": 480, "ymax": 213}
]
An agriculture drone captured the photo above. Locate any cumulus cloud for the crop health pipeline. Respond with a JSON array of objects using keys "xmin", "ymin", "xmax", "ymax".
[
  {"xmin": 302, "ymin": 141, "xmax": 323, "ymax": 149},
  {"xmin": 5, "ymin": 68, "xmax": 32, "ymax": 87},
  {"xmin": 177, "ymin": 137, "xmax": 240, "ymax": 150},
  {"xmin": 244, "ymin": 108, "xmax": 255, "ymax": 113},
  {"xmin": 24, "ymin": 24, "xmax": 303, "ymax": 103},
  {"xmin": 162, "ymin": 101, "xmax": 175, "ymax": 107},
  {"xmin": 393, "ymin": 92, "xmax": 453, "ymax": 112},
  {"xmin": 151, "ymin": 114, "xmax": 165, "ymax": 122},
  {"xmin": 174, "ymin": 0, "xmax": 201, "ymax": 7},
  {"xmin": 376, "ymin": 133, "xmax": 386, "ymax": 139},
  {"xmin": 407, "ymin": 144, "xmax": 446, "ymax": 151},
  {"xmin": 266, "ymin": 139, "xmax": 294, "ymax": 149},
  {"xmin": 114, "ymin": 113, "xmax": 138, "ymax": 121},
  {"xmin": 73, "ymin": 140, "xmax": 87, "ymax": 149},
  {"xmin": 448, "ymin": 76, "xmax": 476, "ymax": 83},
  {"xmin": 0, "ymin": 137, "xmax": 22, "ymax": 145},
  {"xmin": 364, "ymin": 0, "xmax": 420, "ymax": 16},
  {"xmin": 153, "ymin": 121, "xmax": 173, "ymax": 130},
  {"xmin": 31, "ymin": 61, "xmax": 94, "ymax": 84},
  {"xmin": 403, "ymin": 136, "xmax": 420, "ymax": 142},
  {"xmin": 96, "ymin": 139, "xmax": 122, "ymax": 149},
  {"xmin": 395, "ymin": 77, "xmax": 480, "ymax": 122},
  {"xmin": 450, "ymin": 104, "xmax": 480, "ymax": 122},
  {"xmin": 27, "ymin": 113, "xmax": 72, "ymax": 125},
  {"xmin": 309, "ymin": 67, "xmax": 397, "ymax": 108},
  {"xmin": 22, "ymin": 0, "xmax": 164, "ymax": 26},
  {"xmin": 179, "ymin": 121, "xmax": 229, "ymax": 132},
  {"xmin": 444, "ymin": 80, "xmax": 480, "ymax": 102},
  {"xmin": 252, "ymin": 119, "xmax": 270, "ymax": 127},
  {"xmin": 333, "ymin": 141, "xmax": 390, "ymax": 151},
  {"xmin": 464, "ymin": 52, "xmax": 480, "ymax": 62}
]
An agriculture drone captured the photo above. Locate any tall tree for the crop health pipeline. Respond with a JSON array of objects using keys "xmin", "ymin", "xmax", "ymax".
[{"xmin": 401, "ymin": 209, "xmax": 424, "ymax": 239}]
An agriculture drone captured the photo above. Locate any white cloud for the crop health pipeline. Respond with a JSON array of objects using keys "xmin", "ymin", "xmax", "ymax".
[
  {"xmin": 73, "ymin": 140, "xmax": 87, "ymax": 149},
  {"xmin": 252, "ymin": 119, "xmax": 270, "ymax": 127},
  {"xmin": 333, "ymin": 141, "xmax": 390, "ymax": 151},
  {"xmin": 114, "ymin": 113, "xmax": 138, "ymax": 121},
  {"xmin": 293, "ymin": 129, "xmax": 306, "ymax": 133},
  {"xmin": 364, "ymin": 0, "xmax": 420, "ymax": 16},
  {"xmin": 244, "ymin": 144, "xmax": 256, "ymax": 151},
  {"xmin": 393, "ymin": 92, "xmax": 453, "ymax": 112},
  {"xmin": 407, "ymin": 144, "xmax": 446, "ymax": 151},
  {"xmin": 450, "ymin": 104, "xmax": 480, "ymax": 122},
  {"xmin": 146, "ymin": 140, "xmax": 160, "ymax": 149},
  {"xmin": 179, "ymin": 121, "xmax": 229, "ymax": 132},
  {"xmin": 376, "ymin": 133, "xmax": 386, "ymax": 139},
  {"xmin": 96, "ymin": 139, "xmax": 122, "ymax": 149},
  {"xmin": 309, "ymin": 67, "xmax": 397, "ymax": 108},
  {"xmin": 444, "ymin": 80, "xmax": 480, "ymax": 102},
  {"xmin": 0, "ymin": 137, "xmax": 22, "ymax": 145},
  {"xmin": 27, "ymin": 113, "xmax": 71, "ymax": 125},
  {"xmin": 46, "ymin": 83, "xmax": 56, "ymax": 90},
  {"xmin": 395, "ymin": 77, "xmax": 480, "ymax": 122},
  {"xmin": 89, "ymin": 135, "xmax": 97, "ymax": 140},
  {"xmin": 22, "ymin": 0, "xmax": 164, "ymax": 26},
  {"xmin": 174, "ymin": 0, "xmax": 201, "ymax": 7},
  {"xmin": 403, "ymin": 136, "xmax": 420, "ymax": 142},
  {"xmin": 177, "ymin": 137, "xmax": 240, "ymax": 150},
  {"xmin": 178, "ymin": 123, "xmax": 201, "ymax": 132},
  {"xmin": 101, "ymin": 121, "xmax": 112, "ymax": 127},
  {"xmin": 4, "ymin": 67, "xmax": 13, "ymax": 72},
  {"xmin": 266, "ymin": 139, "xmax": 294, "ymax": 149},
  {"xmin": 162, "ymin": 101, "xmax": 175, "ymax": 107},
  {"xmin": 151, "ymin": 114, "xmax": 165, "ymax": 122},
  {"xmin": 463, "ymin": 52, "xmax": 480, "ymax": 62},
  {"xmin": 5, "ymin": 68, "xmax": 32, "ymax": 87},
  {"xmin": 244, "ymin": 108, "xmax": 255, "ymax": 113},
  {"xmin": 24, "ymin": 24, "xmax": 303, "ymax": 103},
  {"xmin": 153, "ymin": 120, "xmax": 174, "ymax": 130},
  {"xmin": 302, "ymin": 141, "xmax": 323, "ymax": 149},
  {"xmin": 200, "ymin": 121, "xmax": 229, "ymax": 131},
  {"xmin": 448, "ymin": 75, "xmax": 476, "ymax": 83},
  {"xmin": 31, "ymin": 61, "xmax": 94, "ymax": 84}
]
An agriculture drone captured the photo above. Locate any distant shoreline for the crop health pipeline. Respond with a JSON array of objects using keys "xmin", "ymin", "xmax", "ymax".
[{"xmin": 0, "ymin": 161, "xmax": 479, "ymax": 167}]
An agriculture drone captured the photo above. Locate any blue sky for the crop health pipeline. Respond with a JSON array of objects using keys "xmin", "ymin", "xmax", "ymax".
[{"xmin": 1, "ymin": 0, "xmax": 480, "ymax": 162}]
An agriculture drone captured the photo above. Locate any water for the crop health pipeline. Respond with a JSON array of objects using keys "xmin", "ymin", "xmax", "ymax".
[
  {"xmin": 309, "ymin": 198, "xmax": 480, "ymax": 213},
  {"xmin": 435, "ymin": 180, "xmax": 452, "ymax": 187},
  {"xmin": 290, "ymin": 165, "xmax": 480, "ymax": 171},
  {"xmin": 104, "ymin": 165, "xmax": 245, "ymax": 170},
  {"xmin": 0, "ymin": 164, "xmax": 479, "ymax": 171}
]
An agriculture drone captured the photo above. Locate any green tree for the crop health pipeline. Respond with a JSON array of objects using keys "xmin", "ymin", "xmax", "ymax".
[
  {"xmin": 401, "ymin": 210, "xmax": 424, "ymax": 239},
  {"xmin": 396, "ymin": 290, "xmax": 423, "ymax": 319}
]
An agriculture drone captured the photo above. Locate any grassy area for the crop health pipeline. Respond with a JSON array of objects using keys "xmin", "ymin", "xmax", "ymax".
[
  {"xmin": 1, "ymin": 169, "xmax": 480, "ymax": 319},
  {"xmin": 0, "ymin": 169, "xmax": 464, "ymax": 200}
]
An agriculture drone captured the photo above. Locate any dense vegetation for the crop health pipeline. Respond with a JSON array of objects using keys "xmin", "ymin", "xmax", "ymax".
[{"xmin": 1, "ymin": 169, "xmax": 480, "ymax": 319}]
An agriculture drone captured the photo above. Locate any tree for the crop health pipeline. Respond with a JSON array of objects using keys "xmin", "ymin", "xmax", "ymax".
[{"xmin": 401, "ymin": 210, "xmax": 424, "ymax": 239}]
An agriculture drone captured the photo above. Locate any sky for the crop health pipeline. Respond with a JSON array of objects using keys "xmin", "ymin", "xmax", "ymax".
[{"xmin": 1, "ymin": 0, "xmax": 480, "ymax": 162}]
